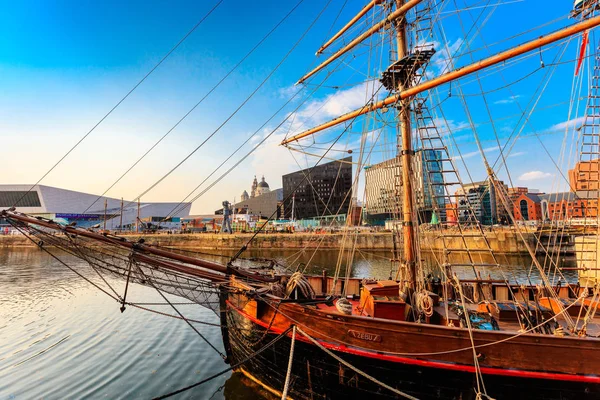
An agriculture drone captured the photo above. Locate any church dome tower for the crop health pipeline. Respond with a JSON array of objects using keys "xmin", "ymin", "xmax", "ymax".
[
  {"xmin": 250, "ymin": 176, "xmax": 258, "ymax": 198},
  {"xmin": 256, "ymin": 176, "xmax": 270, "ymax": 196}
]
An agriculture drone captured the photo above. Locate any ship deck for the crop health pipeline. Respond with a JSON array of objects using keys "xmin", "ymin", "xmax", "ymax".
[{"xmin": 314, "ymin": 298, "xmax": 600, "ymax": 336}]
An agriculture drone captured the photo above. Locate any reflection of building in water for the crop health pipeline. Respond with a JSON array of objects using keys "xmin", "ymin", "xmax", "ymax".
[{"xmin": 0, "ymin": 184, "xmax": 190, "ymax": 230}]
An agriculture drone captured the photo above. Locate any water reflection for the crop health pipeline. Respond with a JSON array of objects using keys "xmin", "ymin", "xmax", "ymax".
[
  {"xmin": 195, "ymin": 247, "xmax": 579, "ymax": 284},
  {"xmin": 0, "ymin": 246, "xmax": 580, "ymax": 399},
  {"xmin": 0, "ymin": 248, "xmax": 229, "ymax": 399}
]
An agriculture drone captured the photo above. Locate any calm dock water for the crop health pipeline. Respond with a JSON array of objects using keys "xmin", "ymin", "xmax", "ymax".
[{"xmin": 0, "ymin": 247, "xmax": 577, "ymax": 399}]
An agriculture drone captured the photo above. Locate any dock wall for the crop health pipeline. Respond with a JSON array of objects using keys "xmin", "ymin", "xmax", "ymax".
[{"xmin": 0, "ymin": 229, "xmax": 543, "ymax": 255}]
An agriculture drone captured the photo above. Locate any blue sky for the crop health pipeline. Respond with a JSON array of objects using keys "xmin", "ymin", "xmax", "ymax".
[{"xmin": 0, "ymin": 0, "xmax": 593, "ymax": 213}]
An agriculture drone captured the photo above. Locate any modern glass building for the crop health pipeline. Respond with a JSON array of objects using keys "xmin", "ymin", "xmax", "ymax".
[{"xmin": 282, "ymin": 157, "xmax": 352, "ymax": 220}]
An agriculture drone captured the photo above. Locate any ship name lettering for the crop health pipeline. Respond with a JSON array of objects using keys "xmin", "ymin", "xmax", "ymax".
[{"xmin": 348, "ymin": 330, "xmax": 381, "ymax": 342}]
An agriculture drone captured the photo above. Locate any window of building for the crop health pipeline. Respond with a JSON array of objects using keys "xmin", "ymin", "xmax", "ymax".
[
  {"xmin": 520, "ymin": 200, "xmax": 529, "ymax": 220},
  {"xmin": 0, "ymin": 191, "xmax": 42, "ymax": 207}
]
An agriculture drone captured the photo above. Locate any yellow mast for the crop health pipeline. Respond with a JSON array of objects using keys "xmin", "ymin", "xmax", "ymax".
[
  {"xmin": 297, "ymin": 0, "xmax": 424, "ymax": 84},
  {"xmin": 316, "ymin": 0, "xmax": 384, "ymax": 55},
  {"xmin": 282, "ymin": 13, "xmax": 600, "ymax": 145},
  {"xmin": 394, "ymin": 0, "xmax": 417, "ymax": 284}
]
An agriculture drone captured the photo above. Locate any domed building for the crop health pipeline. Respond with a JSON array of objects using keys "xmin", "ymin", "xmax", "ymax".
[
  {"xmin": 231, "ymin": 175, "xmax": 283, "ymax": 219},
  {"xmin": 256, "ymin": 176, "xmax": 270, "ymax": 196},
  {"xmin": 250, "ymin": 176, "xmax": 258, "ymax": 198}
]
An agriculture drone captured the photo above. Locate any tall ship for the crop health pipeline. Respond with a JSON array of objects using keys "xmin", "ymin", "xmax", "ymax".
[{"xmin": 3, "ymin": 0, "xmax": 600, "ymax": 399}]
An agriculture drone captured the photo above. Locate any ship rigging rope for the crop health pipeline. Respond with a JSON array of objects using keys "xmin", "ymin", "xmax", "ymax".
[
  {"xmin": 454, "ymin": 275, "xmax": 488, "ymax": 398},
  {"xmin": 134, "ymin": 264, "xmax": 226, "ymax": 358},
  {"xmin": 280, "ymin": 325, "xmax": 296, "ymax": 399},
  {"xmin": 295, "ymin": 326, "xmax": 419, "ymax": 400},
  {"xmin": 482, "ymin": 38, "xmax": 583, "ymax": 296},
  {"xmin": 152, "ymin": 326, "xmax": 294, "ymax": 400},
  {"xmin": 8, "ymin": 220, "xmax": 120, "ymax": 302},
  {"xmin": 104, "ymin": 0, "xmax": 335, "ymax": 224},
  {"xmin": 152, "ymin": 11, "xmax": 364, "ymax": 222},
  {"xmin": 420, "ymin": 1, "xmax": 510, "ymax": 303},
  {"xmin": 231, "ymin": 82, "xmax": 388, "ymax": 262},
  {"xmin": 489, "ymin": 45, "xmax": 577, "ymax": 287},
  {"xmin": 11, "ymin": 220, "xmax": 228, "ymax": 326},
  {"xmin": 450, "ymin": 0, "xmax": 532, "ymax": 300},
  {"xmin": 10, "ymin": 0, "xmax": 224, "ymax": 210},
  {"xmin": 434, "ymin": 18, "xmax": 579, "ymax": 292},
  {"xmin": 431, "ymin": 1, "xmax": 581, "ymax": 308},
  {"xmin": 82, "ymin": 0, "xmax": 306, "ymax": 214}
]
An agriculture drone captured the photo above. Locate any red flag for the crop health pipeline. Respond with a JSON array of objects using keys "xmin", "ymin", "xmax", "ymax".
[{"xmin": 576, "ymin": 30, "xmax": 589, "ymax": 76}]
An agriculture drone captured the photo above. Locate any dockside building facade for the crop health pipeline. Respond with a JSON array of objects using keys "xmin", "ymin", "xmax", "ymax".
[
  {"xmin": 0, "ymin": 184, "xmax": 191, "ymax": 230},
  {"xmin": 282, "ymin": 157, "xmax": 352, "ymax": 220}
]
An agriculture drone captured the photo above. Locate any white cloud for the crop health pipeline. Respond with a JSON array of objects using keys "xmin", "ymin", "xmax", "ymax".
[
  {"xmin": 548, "ymin": 116, "xmax": 585, "ymax": 132},
  {"xmin": 424, "ymin": 38, "xmax": 464, "ymax": 76},
  {"xmin": 278, "ymin": 84, "xmax": 301, "ymax": 100},
  {"xmin": 518, "ymin": 170, "xmax": 554, "ymax": 181},
  {"xmin": 508, "ymin": 151, "xmax": 526, "ymax": 158},
  {"xmin": 494, "ymin": 95, "xmax": 521, "ymax": 105},
  {"xmin": 291, "ymin": 82, "xmax": 382, "ymax": 130},
  {"xmin": 455, "ymin": 145, "xmax": 500, "ymax": 160}
]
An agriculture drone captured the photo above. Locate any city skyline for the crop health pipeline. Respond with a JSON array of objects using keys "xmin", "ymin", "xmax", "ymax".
[{"xmin": 0, "ymin": 1, "xmax": 589, "ymax": 214}]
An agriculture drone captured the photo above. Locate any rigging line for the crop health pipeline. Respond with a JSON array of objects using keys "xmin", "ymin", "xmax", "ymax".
[
  {"xmin": 437, "ymin": 0, "xmax": 523, "ymax": 17},
  {"xmin": 288, "ymin": 128, "xmax": 381, "ymax": 273},
  {"xmin": 82, "ymin": 0, "xmax": 306, "ymax": 214},
  {"xmin": 159, "ymin": 57, "xmax": 346, "ymax": 221},
  {"xmin": 323, "ymin": 0, "xmax": 349, "ymax": 44},
  {"xmin": 6, "ymin": 220, "xmax": 119, "ymax": 301},
  {"xmin": 232, "ymin": 83, "xmax": 387, "ymax": 262},
  {"xmin": 420, "ymin": 0, "xmax": 497, "ymax": 189},
  {"xmin": 152, "ymin": 326, "xmax": 293, "ymax": 400},
  {"xmin": 113, "ymin": 0, "xmax": 334, "ymax": 221},
  {"xmin": 295, "ymin": 326, "xmax": 418, "ymax": 400},
  {"xmin": 461, "ymin": 4, "xmax": 578, "ymax": 283},
  {"xmin": 65, "ymin": 233, "xmax": 123, "ymax": 300},
  {"xmin": 126, "ymin": 303, "xmax": 222, "ymax": 327},
  {"xmin": 455, "ymin": 0, "xmax": 517, "ymax": 213},
  {"xmin": 10, "ymin": 0, "xmax": 224, "ymax": 209},
  {"xmin": 437, "ymin": 11, "xmax": 570, "ymax": 68},
  {"xmin": 134, "ymin": 263, "xmax": 226, "ymax": 358},
  {"xmin": 492, "ymin": 41, "xmax": 575, "ymax": 191},
  {"xmin": 301, "ymin": 128, "xmax": 385, "ymax": 275},
  {"xmin": 161, "ymin": 44, "xmax": 366, "ymax": 220},
  {"xmin": 280, "ymin": 325, "xmax": 297, "ymax": 399},
  {"xmin": 231, "ymin": 128, "xmax": 348, "ymax": 262}
]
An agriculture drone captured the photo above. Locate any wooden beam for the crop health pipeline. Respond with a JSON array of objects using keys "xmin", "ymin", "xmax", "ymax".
[
  {"xmin": 283, "ymin": 15, "xmax": 600, "ymax": 145},
  {"xmin": 297, "ymin": 0, "xmax": 424, "ymax": 84},
  {"xmin": 316, "ymin": 0, "xmax": 384, "ymax": 55}
]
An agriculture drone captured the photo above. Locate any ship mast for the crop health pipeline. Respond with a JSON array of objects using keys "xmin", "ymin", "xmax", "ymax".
[{"xmin": 394, "ymin": 0, "xmax": 417, "ymax": 287}]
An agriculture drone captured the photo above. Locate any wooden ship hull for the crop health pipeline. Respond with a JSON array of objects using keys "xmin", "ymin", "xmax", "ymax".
[{"xmin": 221, "ymin": 276, "xmax": 600, "ymax": 400}]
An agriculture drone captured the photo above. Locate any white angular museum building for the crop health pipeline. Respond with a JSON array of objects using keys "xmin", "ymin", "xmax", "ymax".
[{"xmin": 0, "ymin": 184, "xmax": 191, "ymax": 231}]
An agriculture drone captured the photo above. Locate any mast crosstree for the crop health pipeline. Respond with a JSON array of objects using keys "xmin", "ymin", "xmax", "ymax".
[{"xmin": 282, "ymin": 13, "xmax": 600, "ymax": 145}]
